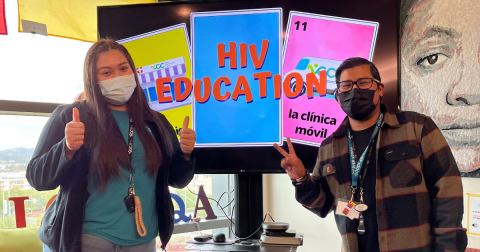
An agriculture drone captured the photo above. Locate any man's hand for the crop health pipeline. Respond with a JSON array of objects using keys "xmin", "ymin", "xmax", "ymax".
[
  {"xmin": 179, "ymin": 116, "xmax": 196, "ymax": 158},
  {"xmin": 65, "ymin": 108, "xmax": 84, "ymax": 160},
  {"xmin": 273, "ymin": 138, "xmax": 307, "ymax": 180}
]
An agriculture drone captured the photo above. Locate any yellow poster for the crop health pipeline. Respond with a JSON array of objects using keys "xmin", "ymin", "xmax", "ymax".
[{"xmin": 118, "ymin": 24, "xmax": 192, "ymax": 139}]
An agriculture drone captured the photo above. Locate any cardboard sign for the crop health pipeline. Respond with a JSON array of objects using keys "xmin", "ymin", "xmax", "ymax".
[{"xmin": 21, "ymin": 20, "xmax": 47, "ymax": 36}]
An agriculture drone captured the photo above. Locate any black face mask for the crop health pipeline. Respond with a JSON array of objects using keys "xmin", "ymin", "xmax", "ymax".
[{"xmin": 338, "ymin": 88, "xmax": 378, "ymax": 121}]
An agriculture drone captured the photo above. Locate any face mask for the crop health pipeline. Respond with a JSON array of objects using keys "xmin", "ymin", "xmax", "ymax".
[
  {"xmin": 338, "ymin": 88, "xmax": 378, "ymax": 121},
  {"xmin": 98, "ymin": 74, "xmax": 136, "ymax": 106}
]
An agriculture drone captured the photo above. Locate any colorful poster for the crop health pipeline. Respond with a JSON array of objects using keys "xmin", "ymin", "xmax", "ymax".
[
  {"xmin": 118, "ymin": 24, "xmax": 192, "ymax": 139},
  {"xmin": 283, "ymin": 11, "xmax": 378, "ymax": 146},
  {"xmin": 191, "ymin": 9, "xmax": 283, "ymax": 147}
]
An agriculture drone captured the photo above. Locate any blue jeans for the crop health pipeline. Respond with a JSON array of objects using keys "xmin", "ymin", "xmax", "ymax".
[
  {"xmin": 43, "ymin": 244, "xmax": 53, "ymax": 252},
  {"xmin": 43, "ymin": 234, "xmax": 156, "ymax": 252}
]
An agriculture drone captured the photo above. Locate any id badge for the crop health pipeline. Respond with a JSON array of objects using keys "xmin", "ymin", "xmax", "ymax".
[{"xmin": 335, "ymin": 199, "xmax": 359, "ymax": 220}]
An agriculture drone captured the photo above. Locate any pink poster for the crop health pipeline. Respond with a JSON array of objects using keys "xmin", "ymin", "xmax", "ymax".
[{"xmin": 283, "ymin": 11, "xmax": 378, "ymax": 146}]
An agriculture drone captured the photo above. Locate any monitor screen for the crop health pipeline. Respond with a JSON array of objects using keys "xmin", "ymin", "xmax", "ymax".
[{"xmin": 98, "ymin": 0, "xmax": 398, "ymax": 174}]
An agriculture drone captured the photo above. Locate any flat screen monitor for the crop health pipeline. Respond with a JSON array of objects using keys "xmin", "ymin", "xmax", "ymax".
[{"xmin": 98, "ymin": 0, "xmax": 398, "ymax": 174}]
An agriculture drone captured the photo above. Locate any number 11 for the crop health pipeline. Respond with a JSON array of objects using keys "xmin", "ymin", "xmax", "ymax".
[{"xmin": 294, "ymin": 21, "xmax": 307, "ymax": 31}]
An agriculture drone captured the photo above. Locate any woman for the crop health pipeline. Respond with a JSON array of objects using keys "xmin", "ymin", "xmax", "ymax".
[{"xmin": 27, "ymin": 39, "xmax": 195, "ymax": 252}]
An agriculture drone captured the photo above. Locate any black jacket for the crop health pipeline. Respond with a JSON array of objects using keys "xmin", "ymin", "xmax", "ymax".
[{"xmin": 26, "ymin": 101, "xmax": 195, "ymax": 252}]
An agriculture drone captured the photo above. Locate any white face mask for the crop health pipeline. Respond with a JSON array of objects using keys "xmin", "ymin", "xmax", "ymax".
[{"xmin": 98, "ymin": 74, "xmax": 136, "ymax": 106}]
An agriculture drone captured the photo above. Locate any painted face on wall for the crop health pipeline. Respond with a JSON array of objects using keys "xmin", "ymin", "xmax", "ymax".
[{"xmin": 401, "ymin": 0, "xmax": 480, "ymax": 175}]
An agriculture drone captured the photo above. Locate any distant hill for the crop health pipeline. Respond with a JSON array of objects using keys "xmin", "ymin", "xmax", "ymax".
[{"xmin": 0, "ymin": 148, "xmax": 34, "ymax": 163}]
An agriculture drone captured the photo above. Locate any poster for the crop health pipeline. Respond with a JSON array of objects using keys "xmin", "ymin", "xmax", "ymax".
[
  {"xmin": 400, "ymin": 0, "xmax": 480, "ymax": 177},
  {"xmin": 191, "ymin": 9, "xmax": 283, "ymax": 147},
  {"xmin": 282, "ymin": 11, "xmax": 378, "ymax": 146},
  {"xmin": 467, "ymin": 193, "xmax": 480, "ymax": 236},
  {"xmin": 118, "ymin": 24, "xmax": 192, "ymax": 139}
]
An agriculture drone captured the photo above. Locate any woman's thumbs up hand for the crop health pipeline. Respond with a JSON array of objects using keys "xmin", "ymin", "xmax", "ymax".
[
  {"xmin": 179, "ymin": 116, "xmax": 196, "ymax": 158},
  {"xmin": 65, "ymin": 108, "xmax": 85, "ymax": 160}
]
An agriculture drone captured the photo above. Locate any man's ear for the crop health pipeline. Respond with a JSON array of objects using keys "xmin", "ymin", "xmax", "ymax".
[
  {"xmin": 378, "ymin": 82, "xmax": 385, "ymax": 100},
  {"xmin": 334, "ymin": 88, "xmax": 342, "ymax": 105}
]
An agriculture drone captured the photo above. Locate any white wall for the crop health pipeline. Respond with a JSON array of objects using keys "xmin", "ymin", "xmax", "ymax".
[
  {"xmin": 263, "ymin": 174, "xmax": 341, "ymax": 252},
  {"xmin": 264, "ymin": 175, "xmax": 480, "ymax": 250}
]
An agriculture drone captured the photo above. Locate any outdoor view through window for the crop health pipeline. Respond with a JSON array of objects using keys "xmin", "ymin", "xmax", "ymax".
[
  {"xmin": 0, "ymin": 114, "xmax": 224, "ymax": 251},
  {"xmin": 0, "ymin": 115, "xmax": 51, "ymax": 229}
]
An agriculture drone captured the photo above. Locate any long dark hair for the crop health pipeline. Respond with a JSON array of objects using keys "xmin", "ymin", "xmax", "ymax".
[{"xmin": 82, "ymin": 39, "xmax": 173, "ymax": 189}]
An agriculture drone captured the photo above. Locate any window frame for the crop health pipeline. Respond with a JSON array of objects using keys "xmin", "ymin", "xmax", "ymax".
[{"xmin": 0, "ymin": 100, "xmax": 61, "ymax": 116}]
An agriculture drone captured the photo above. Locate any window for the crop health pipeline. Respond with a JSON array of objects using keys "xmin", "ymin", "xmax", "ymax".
[
  {"xmin": 0, "ymin": 1, "xmax": 91, "ymax": 104},
  {"xmin": 0, "ymin": 114, "xmax": 54, "ymax": 229}
]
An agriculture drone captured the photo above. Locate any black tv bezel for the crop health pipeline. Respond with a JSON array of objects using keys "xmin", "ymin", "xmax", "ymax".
[{"xmin": 97, "ymin": 0, "xmax": 400, "ymax": 174}]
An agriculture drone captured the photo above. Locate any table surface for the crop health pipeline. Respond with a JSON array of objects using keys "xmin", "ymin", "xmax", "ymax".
[{"xmin": 184, "ymin": 239, "xmax": 298, "ymax": 252}]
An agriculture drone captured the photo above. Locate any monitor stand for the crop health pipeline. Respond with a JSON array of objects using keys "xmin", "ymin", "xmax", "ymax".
[{"xmin": 234, "ymin": 174, "xmax": 263, "ymax": 240}]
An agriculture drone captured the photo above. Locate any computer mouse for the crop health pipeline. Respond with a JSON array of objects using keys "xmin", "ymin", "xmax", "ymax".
[{"xmin": 212, "ymin": 233, "xmax": 226, "ymax": 243}]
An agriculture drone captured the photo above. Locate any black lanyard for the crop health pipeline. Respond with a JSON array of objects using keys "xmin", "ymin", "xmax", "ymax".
[
  {"xmin": 128, "ymin": 118, "xmax": 134, "ymax": 161},
  {"xmin": 124, "ymin": 118, "xmax": 136, "ymax": 213},
  {"xmin": 125, "ymin": 118, "xmax": 147, "ymax": 235},
  {"xmin": 128, "ymin": 118, "xmax": 135, "ymax": 193}
]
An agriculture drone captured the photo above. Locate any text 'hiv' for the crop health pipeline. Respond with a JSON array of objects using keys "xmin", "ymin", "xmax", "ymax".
[{"xmin": 154, "ymin": 40, "xmax": 327, "ymax": 103}]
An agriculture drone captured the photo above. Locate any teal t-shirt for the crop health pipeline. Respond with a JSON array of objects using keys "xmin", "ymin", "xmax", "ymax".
[{"xmin": 82, "ymin": 109, "xmax": 158, "ymax": 245}]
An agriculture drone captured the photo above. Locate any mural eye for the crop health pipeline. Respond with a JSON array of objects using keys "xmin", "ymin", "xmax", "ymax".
[{"xmin": 417, "ymin": 53, "xmax": 448, "ymax": 67}]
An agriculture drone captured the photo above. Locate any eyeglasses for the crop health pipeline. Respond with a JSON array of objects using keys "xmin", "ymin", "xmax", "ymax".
[{"xmin": 337, "ymin": 78, "xmax": 380, "ymax": 93}]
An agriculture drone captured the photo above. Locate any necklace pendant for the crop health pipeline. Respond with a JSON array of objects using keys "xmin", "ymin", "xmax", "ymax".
[{"xmin": 124, "ymin": 187, "xmax": 136, "ymax": 213}]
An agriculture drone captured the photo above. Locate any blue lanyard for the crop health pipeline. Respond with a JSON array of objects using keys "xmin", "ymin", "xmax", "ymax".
[{"xmin": 347, "ymin": 113, "xmax": 383, "ymax": 187}]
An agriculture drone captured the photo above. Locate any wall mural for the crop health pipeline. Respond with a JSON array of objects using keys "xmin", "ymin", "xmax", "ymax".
[{"xmin": 400, "ymin": 0, "xmax": 480, "ymax": 177}]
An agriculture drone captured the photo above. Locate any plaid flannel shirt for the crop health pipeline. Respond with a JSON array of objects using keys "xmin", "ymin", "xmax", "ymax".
[{"xmin": 295, "ymin": 104, "xmax": 467, "ymax": 252}]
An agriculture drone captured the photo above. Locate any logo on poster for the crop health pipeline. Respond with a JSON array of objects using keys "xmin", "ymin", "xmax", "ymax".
[
  {"xmin": 151, "ymin": 61, "xmax": 176, "ymax": 70},
  {"xmin": 291, "ymin": 57, "xmax": 342, "ymax": 82},
  {"xmin": 284, "ymin": 57, "xmax": 342, "ymax": 96},
  {"xmin": 307, "ymin": 64, "xmax": 336, "ymax": 78}
]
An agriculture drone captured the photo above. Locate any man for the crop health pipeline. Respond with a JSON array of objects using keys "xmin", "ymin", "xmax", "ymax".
[{"xmin": 274, "ymin": 57, "xmax": 467, "ymax": 252}]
